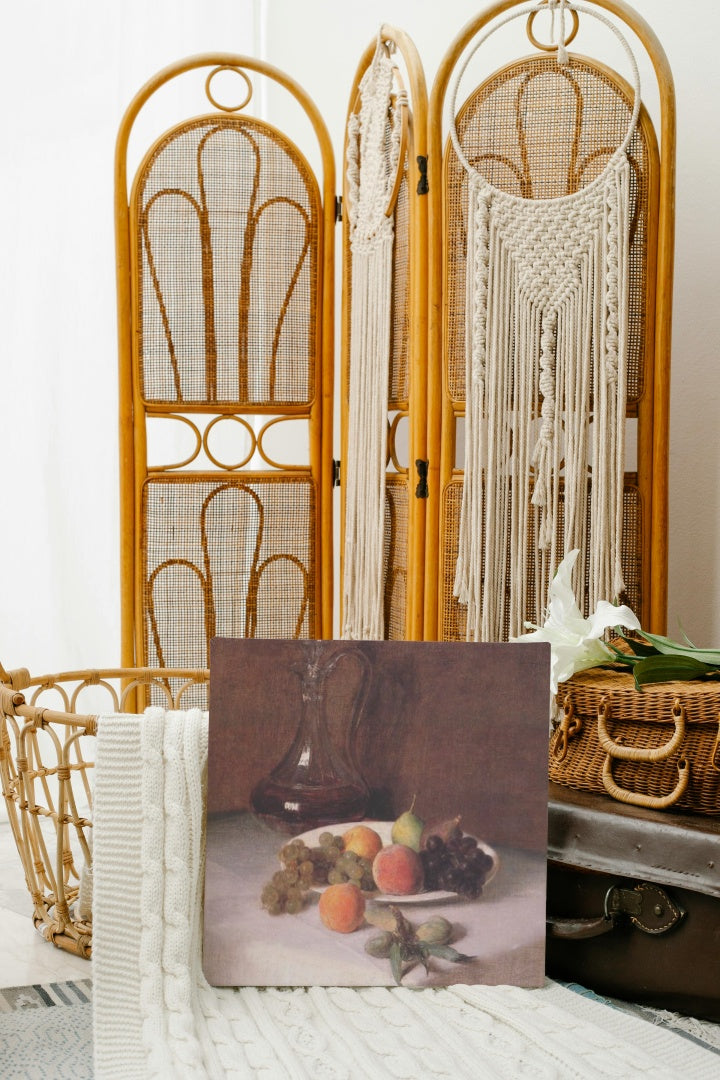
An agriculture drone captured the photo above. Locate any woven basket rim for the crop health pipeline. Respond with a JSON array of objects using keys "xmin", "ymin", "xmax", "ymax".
[{"xmin": 558, "ymin": 665, "xmax": 720, "ymax": 724}]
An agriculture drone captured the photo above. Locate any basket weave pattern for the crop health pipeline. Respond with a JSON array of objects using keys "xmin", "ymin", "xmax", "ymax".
[
  {"xmin": 551, "ymin": 667, "xmax": 720, "ymax": 814},
  {"xmin": 0, "ymin": 665, "xmax": 209, "ymax": 957}
]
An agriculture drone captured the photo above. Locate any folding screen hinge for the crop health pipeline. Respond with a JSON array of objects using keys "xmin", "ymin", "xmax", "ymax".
[
  {"xmin": 416, "ymin": 156, "xmax": 429, "ymax": 195},
  {"xmin": 415, "ymin": 459, "xmax": 429, "ymax": 498},
  {"xmin": 335, "ymin": 195, "xmax": 343, "ymax": 222},
  {"xmin": 332, "ymin": 459, "xmax": 341, "ymax": 487}
]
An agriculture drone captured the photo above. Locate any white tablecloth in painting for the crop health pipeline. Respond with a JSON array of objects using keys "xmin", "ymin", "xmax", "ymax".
[{"xmin": 204, "ymin": 811, "xmax": 545, "ymax": 988}]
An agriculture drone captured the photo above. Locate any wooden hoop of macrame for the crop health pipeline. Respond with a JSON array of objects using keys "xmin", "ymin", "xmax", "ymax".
[
  {"xmin": 342, "ymin": 38, "xmax": 407, "ymax": 639},
  {"xmin": 448, "ymin": 1, "xmax": 641, "ymax": 641}
]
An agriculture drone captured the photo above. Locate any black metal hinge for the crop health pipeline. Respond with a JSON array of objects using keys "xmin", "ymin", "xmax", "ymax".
[
  {"xmin": 416, "ymin": 156, "xmax": 429, "ymax": 196},
  {"xmin": 415, "ymin": 459, "xmax": 429, "ymax": 498},
  {"xmin": 335, "ymin": 195, "xmax": 343, "ymax": 222},
  {"xmin": 332, "ymin": 459, "xmax": 341, "ymax": 487}
]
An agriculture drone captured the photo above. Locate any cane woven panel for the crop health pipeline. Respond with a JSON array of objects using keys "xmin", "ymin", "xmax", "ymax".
[
  {"xmin": 440, "ymin": 54, "xmax": 655, "ymax": 640},
  {"xmin": 126, "ymin": 97, "xmax": 324, "ymax": 694},
  {"xmin": 143, "ymin": 474, "xmax": 316, "ymax": 658},
  {"xmin": 137, "ymin": 116, "xmax": 319, "ymax": 406}
]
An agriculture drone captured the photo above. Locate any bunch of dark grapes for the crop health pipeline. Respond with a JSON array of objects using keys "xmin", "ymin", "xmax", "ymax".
[{"xmin": 420, "ymin": 833, "xmax": 494, "ymax": 899}]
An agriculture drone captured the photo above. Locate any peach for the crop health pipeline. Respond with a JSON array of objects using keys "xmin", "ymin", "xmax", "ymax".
[
  {"xmin": 372, "ymin": 844, "xmax": 424, "ymax": 895},
  {"xmin": 342, "ymin": 824, "xmax": 383, "ymax": 861},
  {"xmin": 318, "ymin": 882, "xmax": 366, "ymax": 933}
]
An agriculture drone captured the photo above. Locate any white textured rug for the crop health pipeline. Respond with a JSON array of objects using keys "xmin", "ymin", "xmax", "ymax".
[{"xmin": 92, "ymin": 709, "xmax": 720, "ymax": 1079}]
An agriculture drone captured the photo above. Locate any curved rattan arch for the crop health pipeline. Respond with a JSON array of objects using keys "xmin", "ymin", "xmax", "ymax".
[
  {"xmin": 340, "ymin": 25, "xmax": 429, "ymax": 640},
  {"xmin": 115, "ymin": 54, "xmax": 336, "ymax": 680},
  {"xmin": 425, "ymin": 0, "xmax": 675, "ymax": 640}
]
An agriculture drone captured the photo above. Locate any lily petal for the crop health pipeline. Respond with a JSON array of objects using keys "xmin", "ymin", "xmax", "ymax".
[
  {"xmin": 586, "ymin": 600, "xmax": 641, "ymax": 640},
  {"xmin": 512, "ymin": 549, "xmax": 641, "ymax": 696}
]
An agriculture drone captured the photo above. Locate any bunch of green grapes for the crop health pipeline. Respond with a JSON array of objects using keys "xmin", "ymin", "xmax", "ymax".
[
  {"xmin": 317, "ymin": 832, "xmax": 374, "ymax": 890},
  {"xmin": 260, "ymin": 831, "xmax": 375, "ymax": 915},
  {"xmin": 260, "ymin": 868, "xmax": 308, "ymax": 915},
  {"xmin": 260, "ymin": 838, "xmax": 317, "ymax": 914}
]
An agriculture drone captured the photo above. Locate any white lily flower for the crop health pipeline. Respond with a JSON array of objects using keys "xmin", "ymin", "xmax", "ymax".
[{"xmin": 512, "ymin": 549, "xmax": 641, "ymax": 696}]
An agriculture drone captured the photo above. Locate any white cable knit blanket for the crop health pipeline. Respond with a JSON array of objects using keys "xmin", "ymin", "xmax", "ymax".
[{"xmin": 92, "ymin": 709, "xmax": 718, "ymax": 1079}]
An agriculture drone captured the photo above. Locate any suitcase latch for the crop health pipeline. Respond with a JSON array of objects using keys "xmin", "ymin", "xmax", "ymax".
[{"xmin": 604, "ymin": 882, "xmax": 685, "ymax": 935}]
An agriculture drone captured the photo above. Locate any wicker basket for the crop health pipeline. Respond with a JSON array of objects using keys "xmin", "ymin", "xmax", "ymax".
[
  {"xmin": 551, "ymin": 667, "xmax": 720, "ymax": 814},
  {"xmin": 0, "ymin": 662, "xmax": 209, "ymax": 958}
]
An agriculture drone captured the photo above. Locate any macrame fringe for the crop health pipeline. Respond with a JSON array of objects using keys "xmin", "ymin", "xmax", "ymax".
[
  {"xmin": 448, "ymin": 0, "xmax": 641, "ymax": 643},
  {"xmin": 453, "ymin": 158, "xmax": 633, "ymax": 642},
  {"xmin": 342, "ymin": 40, "xmax": 402, "ymax": 640}
]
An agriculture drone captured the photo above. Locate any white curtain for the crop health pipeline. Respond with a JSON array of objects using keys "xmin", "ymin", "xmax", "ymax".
[{"xmin": 0, "ymin": 0, "xmax": 263, "ymax": 674}]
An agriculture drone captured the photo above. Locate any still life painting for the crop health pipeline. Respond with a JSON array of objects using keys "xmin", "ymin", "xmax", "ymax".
[{"xmin": 203, "ymin": 638, "xmax": 550, "ymax": 988}]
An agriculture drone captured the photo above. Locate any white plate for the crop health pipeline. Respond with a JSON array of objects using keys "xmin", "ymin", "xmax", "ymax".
[{"xmin": 291, "ymin": 820, "xmax": 499, "ymax": 904}]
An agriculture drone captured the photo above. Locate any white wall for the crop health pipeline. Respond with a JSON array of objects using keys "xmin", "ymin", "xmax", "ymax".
[{"xmin": 0, "ymin": 0, "xmax": 718, "ymax": 676}]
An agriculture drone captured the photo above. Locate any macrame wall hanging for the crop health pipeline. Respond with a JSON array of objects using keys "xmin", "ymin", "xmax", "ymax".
[
  {"xmin": 342, "ymin": 37, "xmax": 407, "ymax": 639},
  {"xmin": 449, "ymin": 0, "xmax": 641, "ymax": 642}
]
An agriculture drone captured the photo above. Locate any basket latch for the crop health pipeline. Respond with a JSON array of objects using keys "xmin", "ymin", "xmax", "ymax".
[
  {"xmin": 550, "ymin": 696, "xmax": 583, "ymax": 761},
  {"xmin": 712, "ymin": 719, "xmax": 720, "ymax": 773}
]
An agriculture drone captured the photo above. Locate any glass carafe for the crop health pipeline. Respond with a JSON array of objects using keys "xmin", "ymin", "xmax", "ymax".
[{"xmin": 250, "ymin": 644, "xmax": 371, "ymax": 833}]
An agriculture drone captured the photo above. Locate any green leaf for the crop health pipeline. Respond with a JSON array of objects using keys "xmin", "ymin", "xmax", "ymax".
[
  {"xmin": 635, "ymin": 631, "xmax": 720, "ymax": 667},
  {"xmin": 616, "ymin": 636, "xmax": 659, "ymax": 658},
  {"xmin": 632, "ymin": 654, "xmax": 719, "ymax": 689},
  {"xmin": 424, "ymin": 944, "xmax": 473, "ymax": 963},
  {"xmin": 418, "ymin": 946, "xmax": 431, "ymax": 975},
  {"xmin": 389, "ymin": 942, "xmax": 404, "ymax": 985},
  {"xmin": 603, "ymin": 642, "xmax": 640, "ymax": 666}
]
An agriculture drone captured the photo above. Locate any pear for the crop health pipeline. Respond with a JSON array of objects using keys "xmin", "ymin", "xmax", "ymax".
[{"xmin": 390, "ymin": 795, "xmax": 424, "ymax": 852}]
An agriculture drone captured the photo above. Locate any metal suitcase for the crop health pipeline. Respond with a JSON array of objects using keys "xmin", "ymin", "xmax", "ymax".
[{"xmin": 546, "ymin": 782, "xmax": 720, "ymax": 1021}]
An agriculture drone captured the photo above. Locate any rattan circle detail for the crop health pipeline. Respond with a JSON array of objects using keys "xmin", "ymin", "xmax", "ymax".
[
  {"xmin": 203, "ymin": 415, "xmax": 257, "ymax": 471},
  {"xmin": 526, "ymin": 4, "xmax": 579, "ymax": 52},
  {"xmin": 205, "ymin": 65, "xmax": 253, "ymax": 112}
]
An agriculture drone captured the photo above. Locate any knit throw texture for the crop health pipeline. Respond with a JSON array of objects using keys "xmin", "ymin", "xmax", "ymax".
[{"xmin": 92, "ymin": 709, "xmax": 718, "ymax": 1078}]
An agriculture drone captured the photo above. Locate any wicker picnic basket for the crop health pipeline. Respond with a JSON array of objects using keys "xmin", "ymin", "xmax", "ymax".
[
  {"xmin": 0, "ymin": 662, "xmax": 209, "ymax": 958},
  {"xmin": 550, "ymin": 666, "xmax": 720, "ymax": 814}
]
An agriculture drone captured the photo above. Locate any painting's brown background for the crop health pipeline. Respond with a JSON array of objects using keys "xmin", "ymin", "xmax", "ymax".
[{"xmin": 208, "ymin": 639, "xmax": 550, "ymax": 852}]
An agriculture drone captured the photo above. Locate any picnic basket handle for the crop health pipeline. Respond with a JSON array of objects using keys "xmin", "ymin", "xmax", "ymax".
[
  {"xmin": 597, "ymin": 698, "xmax": 686, "ymax": 762},
  {"xmin": 597, "ymin": 698, "xmax": 690, "ymax": 809},
  {"xmin": 601, "ymin": 754, "xmax": 690, "ymax": 809}
]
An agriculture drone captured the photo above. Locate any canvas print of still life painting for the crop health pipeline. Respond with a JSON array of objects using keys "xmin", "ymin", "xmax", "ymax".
[{"xmin": 204, "ymin": 638, "xmax": 550, "ymax": 988}]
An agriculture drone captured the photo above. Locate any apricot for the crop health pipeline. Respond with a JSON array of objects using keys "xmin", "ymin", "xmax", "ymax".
[
  {"xmin": 318, "ymin": 882, "xmax": 366, "ymax": 933},
  {"xmin": 342, "ymin": 824, "xmax": 383, "ymax": 861},
  {"xmin": 372, "ymin": 844, "xmax": 424, "ymax": 895}
]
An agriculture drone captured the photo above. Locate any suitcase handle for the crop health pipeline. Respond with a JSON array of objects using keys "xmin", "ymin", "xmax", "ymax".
[
  {"xmin": 547, "ymin": 882, "xmax": 685, "ymax": 939},
  {"xmin": 597, "ymin": 698, "xmax": 686, "ymax": 762}
]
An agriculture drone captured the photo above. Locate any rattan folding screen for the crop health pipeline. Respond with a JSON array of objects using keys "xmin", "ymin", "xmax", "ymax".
[
  {"xmin": 116, "ymin": 1, "xmax": 674, "ymax": 670},
  {"xmin": 116, "ymin": 56, "xmax": 335, "ymax": 693}
]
